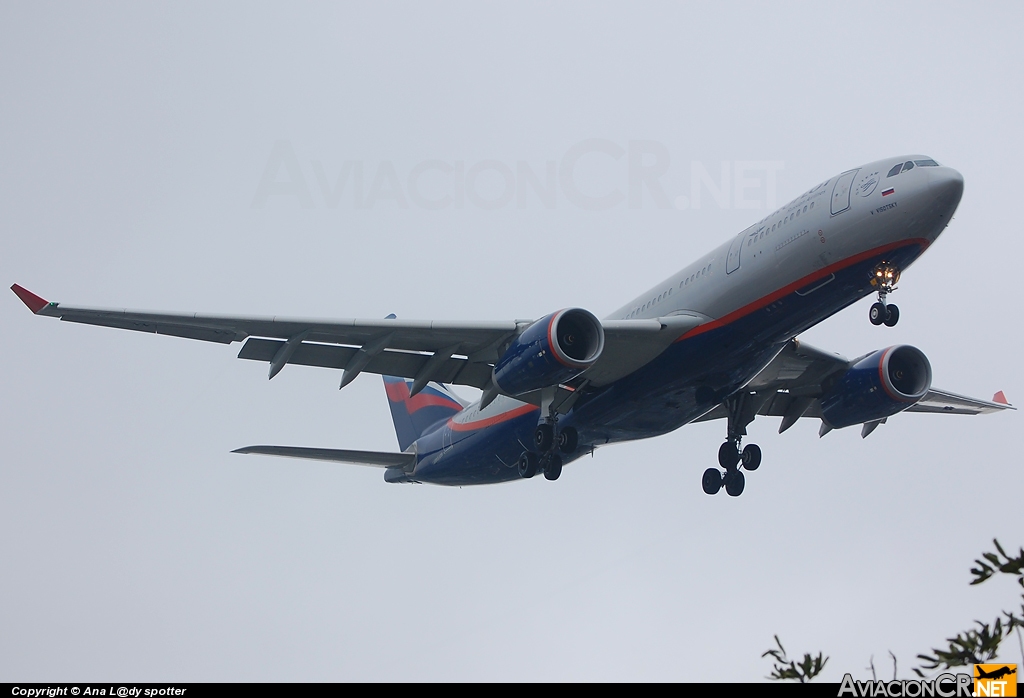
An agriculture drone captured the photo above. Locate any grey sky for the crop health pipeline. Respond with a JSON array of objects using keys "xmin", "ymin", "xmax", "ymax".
[{"xmin": 2, "ymin": 1, "xmax": 1022, "ymax": 681}]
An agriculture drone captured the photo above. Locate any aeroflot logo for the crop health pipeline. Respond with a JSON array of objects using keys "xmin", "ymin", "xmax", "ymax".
[
  {"xmin": 837, "ymin": 665, "xmax": 1018, "ymax": 697},
  {"xmin": 251, "ymin": 139, "xmax": 784, "ymax": 212}
]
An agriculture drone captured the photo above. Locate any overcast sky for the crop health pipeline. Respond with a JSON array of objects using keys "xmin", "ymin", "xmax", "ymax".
[{"xmin": 2, "ymin": 1, "xmax": 1022, "ymax": 682}]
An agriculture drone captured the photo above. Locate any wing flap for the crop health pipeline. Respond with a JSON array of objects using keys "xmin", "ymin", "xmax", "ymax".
[
  {"xmin": 237, "ymin": 338, "xmax": 493, "ymax": 389},
  {"xmin": 232, "ymin": 445, "xmax": 416, "ymax": 468}
]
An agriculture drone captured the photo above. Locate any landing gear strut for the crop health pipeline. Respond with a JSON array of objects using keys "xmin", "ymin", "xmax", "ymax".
[
  {"xmin": 520, "ymin": 389, "xmax": 579, "ymax": 482},
  {"xmin": 869, "ymin": 261, "xmax": 901, "ymax": 327},
  {"xmin": 703, "ymin": 391, "xmax": 767, "ymax": 497}
]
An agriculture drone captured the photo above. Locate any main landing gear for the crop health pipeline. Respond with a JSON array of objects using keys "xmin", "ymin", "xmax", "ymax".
[
  {"xmin": 869, "ymin": 261, "xmax": 901, "ymax": 327},
  {"xmin": 702, "ymin": 391, "xmax": 765, "ymax": 497},
  {"xmin": 702, "ymin": 440, "xmax": 761, "ymax": 497},
  {"xmin": 519, "ymin": 422, "xmax": 577, "ymax": 482}
]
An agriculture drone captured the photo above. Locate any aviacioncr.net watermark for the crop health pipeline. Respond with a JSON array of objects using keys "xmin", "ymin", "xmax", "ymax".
[{"xmin": 250, "ymin": 139, "xmax": 784, "ymax": 212}]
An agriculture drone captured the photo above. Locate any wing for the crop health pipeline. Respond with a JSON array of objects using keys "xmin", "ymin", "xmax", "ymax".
[
  {"xmin": 11, "ymin": 285, "xmax": 700, "ymax": 398},
  {"xmin": 904, "ymin": 388, "xmax": 1013, "ymax": 415},
  {"xmin": 696, "ymin": 338, "xmax": 1015, "ymax": 432}
]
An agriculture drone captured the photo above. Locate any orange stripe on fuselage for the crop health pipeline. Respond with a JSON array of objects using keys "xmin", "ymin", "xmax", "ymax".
[
  {"xmin": 676, "ymin": 239, "xmax": 930, "ymax": 342},
  {"xmin": 449, "ymin": 404, "xmax": 538, "ymax": 432}
]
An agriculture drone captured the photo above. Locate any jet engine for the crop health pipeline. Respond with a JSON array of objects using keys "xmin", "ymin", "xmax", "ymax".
[
  {"xmin": 492, "ymin": 308, "xmax": 604, "ymax": 396},
  {"xmin": 819, "ymin": 345, "xmax": 932, "ymax": 429}
]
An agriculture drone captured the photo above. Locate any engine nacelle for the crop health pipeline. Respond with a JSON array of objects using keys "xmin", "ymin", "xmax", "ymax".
[
  {"xmin": 492, "ymin": 308, "xmax": 604, "ymax": 396},
  {"xmin": 819, "ymin": 345, "xmax": 932, "ymax": 429}
]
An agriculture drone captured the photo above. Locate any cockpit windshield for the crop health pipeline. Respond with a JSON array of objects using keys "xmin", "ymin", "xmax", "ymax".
[{"xmin": 887, "ymin": 158, "xmax": 940, "ymax": 177}]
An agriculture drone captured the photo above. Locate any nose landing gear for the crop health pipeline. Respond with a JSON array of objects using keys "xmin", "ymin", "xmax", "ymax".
[{"xmin": 869, "ymin": 262, "xmax": 901, "ymax": 327}]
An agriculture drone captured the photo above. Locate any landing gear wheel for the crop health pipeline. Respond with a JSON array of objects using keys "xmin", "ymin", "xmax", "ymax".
[
  {"xmin": 718, "ymin": 441, "xmax": 740, "ymax": 469},
  {"xmin": 534, "ymin": 424, "xmax": 554, "ymax": 452},
  {"xmin": 557, "ymin": 427, "xmax": 578, "ymax": 454},
  {"xmin": 724, "ymin": 470, "xmax": 745, "ymax": 497},
  {"xmin": 883, "ymin": 304, "xmax": 900, "ymax": 327},
  {"xmin": 741, "ymin": 444, "xmax": 761, "ymax": 471},
  {"xmin": 869, "ymin": 302, "xmax": 887, "ymax": 326},
  {"xmin": 517, "ymin": 452, "xmax": 538, "ymax": 479},
  {"xmin": 702, "ymin": 468, "xmax": 723, "ymax": 495},
  {"xmin": 544, "ymin": 454, "xmax": 562, "ymax": 481}
]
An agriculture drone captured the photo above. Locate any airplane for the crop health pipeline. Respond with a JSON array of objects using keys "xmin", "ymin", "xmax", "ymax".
[
  {"xmin": 11, "ymin": 155, "xmax": 1015, "ymax": 495},
  {"xmin": 975, "ymin": 666, "xmax": 1016, "ymax": 681}
]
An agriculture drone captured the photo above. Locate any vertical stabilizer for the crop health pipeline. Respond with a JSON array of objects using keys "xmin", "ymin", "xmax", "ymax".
[{"xmin": 382, "ymin": 376, "xmax": 466, "ymax": 451}]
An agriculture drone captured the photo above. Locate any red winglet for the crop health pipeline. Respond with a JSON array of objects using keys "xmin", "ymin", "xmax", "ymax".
[
  {"xmin": 993, "ymin": 391, "xmax": 1009, "ymax": 405},
  {"xmin": 10, "ymin": 284, "xmax": 49, "ymax": 314}
]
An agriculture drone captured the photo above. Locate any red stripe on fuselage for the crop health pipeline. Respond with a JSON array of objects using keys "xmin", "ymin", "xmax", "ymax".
[
  {"xmin": 384, "ymin": 380, "xmax": 463, "ymax": 412},
  {"xmin": 449, "ymin": 403, "xmax": 538, "ymax": 432},
  {"xmin": 676, "ymin": 239, "xmax": 930, "ymax": 342}
]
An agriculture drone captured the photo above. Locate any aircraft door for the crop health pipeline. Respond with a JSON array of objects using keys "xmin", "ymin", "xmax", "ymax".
[
  {"xmin": 830, "ymin": 169, "xmax": 859, "ymax": 215},
  {"xmin": 726, "ymin": 232, "xmax": 743, "ymax": 274}
]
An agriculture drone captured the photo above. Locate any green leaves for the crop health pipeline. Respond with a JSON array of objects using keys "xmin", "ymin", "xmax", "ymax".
[
  {"xmin": 762, "ymin": 634, "xmax": 829, "ymax": 683},
  {"xmin": 969, "ymin": 539, "xmax": 1024, "ymax": 586},
  {"xmin": 913, "ymin": 619, "xmax": 1006, "ymax": 675},
  {"xmin": 764, "ymin": 539, "xmax": 1024, "ymax": 682},
  {"xmin": 915, "ymin": 539, "xmax": 1024, "ymax": 677}
]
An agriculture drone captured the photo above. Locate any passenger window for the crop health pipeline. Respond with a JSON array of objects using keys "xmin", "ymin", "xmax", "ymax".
[
  {"xmin": 903, "ymin": 161, "xmax": 915, "ymax": 171},
  {"xmin": 887, "ymin": 163, "xmax": 903, "ymax": 177},
  {"xmin": 810, "ymin": 202, "xmax": 814, "ymax": 209},
  {"xmin": 803, "ymin": 205, "xmax": 807, "ymax": 213}
]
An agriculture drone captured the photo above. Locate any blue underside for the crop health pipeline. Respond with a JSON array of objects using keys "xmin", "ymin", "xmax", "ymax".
[{"xmin": 409, "ymin": 242, "xmax": 927, "ymax": 486}]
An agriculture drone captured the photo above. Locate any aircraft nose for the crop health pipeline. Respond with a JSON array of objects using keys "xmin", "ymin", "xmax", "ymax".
[{"xmin": 929, "ymin": 166, "xmax": 964, "ymax": 208}]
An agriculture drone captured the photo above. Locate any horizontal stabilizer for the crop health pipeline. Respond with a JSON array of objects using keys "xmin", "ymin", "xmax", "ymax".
[{"xmin": 232, "ymin": 445, "xmax": 416, "ymax": 469}]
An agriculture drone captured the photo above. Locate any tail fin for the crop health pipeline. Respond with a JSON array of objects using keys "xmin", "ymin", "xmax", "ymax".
[{"xmin": 382, "ymin": 376, "xmax": 467, "ymax": 451}]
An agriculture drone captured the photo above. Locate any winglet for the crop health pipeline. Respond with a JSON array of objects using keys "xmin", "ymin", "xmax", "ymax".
[
  {"xmin": 10, "ymin": 284, "xmax": 49, "ymax": 314},
  {"xmin": 993, "ymin": 391, "xmax": 1009, "ymax": 405}
]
